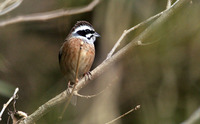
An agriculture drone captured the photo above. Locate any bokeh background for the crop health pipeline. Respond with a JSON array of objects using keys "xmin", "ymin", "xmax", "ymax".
[{"xmin": 0, "ymin": 0, "xmax": 200, "ymax": 124}]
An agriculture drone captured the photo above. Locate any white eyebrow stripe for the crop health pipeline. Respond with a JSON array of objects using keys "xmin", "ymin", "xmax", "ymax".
[{"xmin": 74, "ymin": 25, "xmax": 93, "ymax": 33}]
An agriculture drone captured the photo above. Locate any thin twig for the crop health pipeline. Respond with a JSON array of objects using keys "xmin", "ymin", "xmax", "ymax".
[
  {"xmin": 181, "ymin": 107, "xmax": 200, "ymax": 124},
  {"xmin": 18, "ymin": 0, "xmax": 190, "ymax": 123},
  {"xmin": 105, "ymin": 105, "xmax": 141, "ymax": 124},
  {"xmin": 75, "ymin": 92, "xmax": 99, "ymax": 98},
  {"xmin": 106, "ymin": 30, "xmax": 127, "ymax": 60},
  {"xmin": 0, "ymin": 0, "xmax": 99, "ymax": 27},
  {"xmin": 106, "ymin": 8, "xmax": 162, "ymax": 59},
  {"xmin": 75, "ymin": 81, "xmax": 113, "ymax": 98},
  {"xmin": 0, "ymin": 87, "xmax": 19, "ymax": 121}
]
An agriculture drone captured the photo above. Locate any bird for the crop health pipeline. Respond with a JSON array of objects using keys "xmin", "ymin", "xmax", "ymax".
[{"xmin": 58, "ymin": 21, "xmax": 100, "ymax": 105}]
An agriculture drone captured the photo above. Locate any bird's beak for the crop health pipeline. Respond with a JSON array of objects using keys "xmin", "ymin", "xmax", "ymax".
[{"xmin": 94, "ymin": 32, "xmax": 100, "ymax": 37}]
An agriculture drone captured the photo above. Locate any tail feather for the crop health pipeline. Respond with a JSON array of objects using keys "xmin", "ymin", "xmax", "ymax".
[
  {"xmin": 70, "ymin": 95, "xmax": 77, "ymax": 106},
  {"xmin": 66, "ymin": 87, "xmax": 77, "ymax": 106}
]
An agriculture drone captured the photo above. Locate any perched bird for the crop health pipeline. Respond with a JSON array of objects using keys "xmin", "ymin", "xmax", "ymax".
[{"xmin": 59, "ymin": 21, "xmax": 100, "ymax": 104}]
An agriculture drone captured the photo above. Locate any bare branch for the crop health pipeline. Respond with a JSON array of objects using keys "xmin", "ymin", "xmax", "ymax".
[
  {"xmin": 18, "ymin": 0, "xmax": 190, "ymax": 123},
  {"xmin": 75, "ymin": 81, "xmax": 113, "ymax": 98},
  {"xmin": 0, "ymin": 0, "xmax": 100, "ymax": 27},
  {"xmin": 106, "ymin": 0, "xmax": 179, "ymax": 59},
  {"xmin": 105, "ymin": 105, "xmax": 141, "ymax": 124},
  {"xmin": 181, "ymin": 107, "xmax": 200, "ymax": 124},
  {"xmin": 0, "ymin": 87, "xmax": 19, "ymax": 121}
]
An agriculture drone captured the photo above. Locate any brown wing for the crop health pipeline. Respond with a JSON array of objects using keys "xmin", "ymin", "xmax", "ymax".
[{"xmin": 59, "ymin": 38, "xmax": 95, "ymax": 83}]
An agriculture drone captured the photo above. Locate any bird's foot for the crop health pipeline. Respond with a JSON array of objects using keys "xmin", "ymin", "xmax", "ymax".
[{"xmin": 84, "ymin": 71, "xmax": 92, "ymax": 81}]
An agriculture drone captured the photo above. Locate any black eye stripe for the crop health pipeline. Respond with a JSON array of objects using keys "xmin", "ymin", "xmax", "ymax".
[
  {"xmin": 77, "ymin": 30, "xmax": 86, "ymax": 36},
  {"xmin": 76, "ymin": 29, "xmax": 95, "ymax": 36},
  {"xmin": 90, "ymin": 30, "xmax": 95, "ymax": 33}
]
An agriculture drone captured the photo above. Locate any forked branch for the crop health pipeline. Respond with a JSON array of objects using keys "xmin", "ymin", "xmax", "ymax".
[{"xmin": 106, "ymin": 0, "xmax": 178, "ymax": 59}]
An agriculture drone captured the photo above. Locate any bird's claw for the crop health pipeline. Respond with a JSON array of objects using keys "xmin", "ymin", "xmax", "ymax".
[{"xmin": 84, "ymin": 71, "xmax": 92, "ymax": 81}]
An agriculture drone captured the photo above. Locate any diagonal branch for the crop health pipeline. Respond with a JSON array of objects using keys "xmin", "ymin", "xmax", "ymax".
[
  {"xmin": 106, "ymin": 0, "xmax": 178, "ymax": 60},
  {"xmin": 105, "ymin": 105, "xmax": 141, "ymax": 124},
  {"xmin": 0, "ymin": 0, "xmax": 100, "ymax": 27},
  {"xmin": 18, "ymin": 0, "xmax": 190, "ymax": 123},
  {"xmin": 106, "ymin": 9, "xmax": 163, "ymax": 60},
  {"xmin": 181, "ymin": 107, "xmax": 200, "ymax": 124},
  {"xmin": 76, "ymin": 0, "xmax": 187, "ymax": 92},
  {"xmin": 0, "ymin": 87, "xmax": 19, "ymax": 121}
]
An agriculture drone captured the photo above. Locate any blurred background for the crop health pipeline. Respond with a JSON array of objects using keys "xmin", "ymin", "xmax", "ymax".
[{"xmin": 0, "ymin": 0, "xmax": 200, "ymax": 124}]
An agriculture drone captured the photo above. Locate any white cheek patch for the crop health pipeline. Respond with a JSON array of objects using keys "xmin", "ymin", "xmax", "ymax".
[{"xmin": 86, "ymin": 34, "xmax": 92, "ymax": 38}]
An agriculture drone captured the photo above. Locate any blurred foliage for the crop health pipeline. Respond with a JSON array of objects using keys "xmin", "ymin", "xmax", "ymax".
[{"xmin": 0, "ymin": 0, "xmax": 200, "ymax": 124}]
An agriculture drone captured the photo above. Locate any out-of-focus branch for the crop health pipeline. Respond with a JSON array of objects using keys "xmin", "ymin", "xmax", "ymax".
[
  {"xmin": 181, "ymin": 107, "xmax": 200, "ymax": 124},
  {"xmin": 0, "ymin": 87, "xmax": 19, "ymax": 121},
  {"xmin": 0, "ymin": 0, "xmax": 100, "ymax": 27},
  {"xmin": 18, "ymin": 0, "xmax": 190, "ymax": 123},
  {"xmin": 0, "ymin": 0, "xmax": 23, "ymax": 16},
  {"xmin": 105, "ymin": 105, "xmax": 141, "ymax": 124}
]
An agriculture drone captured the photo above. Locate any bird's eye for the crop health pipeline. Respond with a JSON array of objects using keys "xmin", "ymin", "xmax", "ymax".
[
  {"xmin": 77, "ymin": 30, "xmax": 86, "ymax": 36},
  {"xmin": 85, "ymin": 29, "xmax": 90, "ymax": 33}
]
